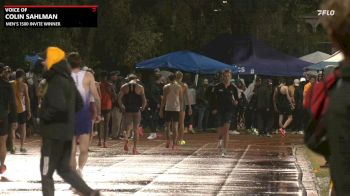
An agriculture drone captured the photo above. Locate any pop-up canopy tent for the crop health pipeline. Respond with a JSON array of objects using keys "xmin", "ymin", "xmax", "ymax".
[
  {"xmin": 303, "ymin": 51, "xmax": 344, "ymax": 71},
  {"xmin": 200, "ymin": 34, "xmax": 312, "ymax": 76},
  {"xmin": 135, "ymin": 50, "xmax": 238, "ymax": 74},
  {"xmin": 299, "ymin": 51, "xmax": 331, "ymax": 64}
]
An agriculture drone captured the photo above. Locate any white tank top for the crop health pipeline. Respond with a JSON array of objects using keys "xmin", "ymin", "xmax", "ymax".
[
  {"xmin": 71, "ymin": 70, "xmax": 90, "ymax": 104},
  {"xmin": 165, "ymin": 83, "xmax": 181, "ymax": 112}
]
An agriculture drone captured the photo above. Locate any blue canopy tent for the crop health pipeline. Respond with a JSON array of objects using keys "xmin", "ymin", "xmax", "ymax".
[
  {"xmin": 135, "ymin": 51, "xmax": 238, "ymax": 74},
  {"xmin": 200, "ymin": 34, "xmax": 312, "ymax": 77}
]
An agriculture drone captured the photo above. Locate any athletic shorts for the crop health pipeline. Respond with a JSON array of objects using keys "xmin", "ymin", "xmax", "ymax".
[
  {"xmin": 17, "ymin": 112, "xmax": 27, "ymax": 125},
  {"xmin": 278, "ymin": 106, "xmax": 292, "ymax": 116},
  {"xmin": 75, "ymin": 105, "xmax": 92, "ymax": 136},
  {"xmin": 124, "ymin": 112, "xmax": 141, "ymax": 127},
  {"xmin": 213, "ymin": 112, "xmax": 233, "ymax": 127},
  {"xmin": 0, "ymin": 116, "xmax": 9, "ymax": 136},
  {"xmin": 164, "ymin": 111, "xmax": 179, "ymax": 122}
]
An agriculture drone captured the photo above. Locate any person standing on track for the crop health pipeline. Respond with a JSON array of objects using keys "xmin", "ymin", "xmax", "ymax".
[
  {"xmin": 10, "ymin": 69, "xmax": 31, "ymax": 153},
  {"xmin": 211, "ymin": 70, "xmax": 238, "ymax": 157},
  {"xmin": 118, "ymin": 74, "xmax": 147, "ymax": 155},
  {"xmin": 68, "ymin": 52, "xmax": 101, "ymax": 177},
  {"xmin": 99, "ymin": 71, "xmax": 116, "ymax": 148},
  {"xmin": 0, "ymin": 63, "xmax": 17, "ymax": 174},
  {"xmin": 39, "ymin": 47, "xmax": 100, "ymax": 196},
  {"xmin": 273, "ymin": 78, "xmax": 294, "ymax": 137},
  {"xmin": 175, "ymin": 71, "xmax": 192, "ymax": 146},
  {"xmin": 160, "ymin": 74, "xmax": 183, "ymax": 149}
]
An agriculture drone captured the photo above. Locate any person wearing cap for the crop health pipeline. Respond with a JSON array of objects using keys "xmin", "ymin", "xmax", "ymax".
[
  {"xmin": 39, "ymin": 47, "xmax": 100, "ymax": 196},
  {"xmin": 109, "ymin": 71, "xmax": 123, "ymax": 140},
  {"xmin": 289, "ymin": 79, "xmax": 303, "ymax": 134},
  {"xmin": 118, "ymin": 74, "xmax": 147, "ymax": 154},
  {"xmin": 0, "ymin": 63, "xmax": 17, "ymax": 174}
]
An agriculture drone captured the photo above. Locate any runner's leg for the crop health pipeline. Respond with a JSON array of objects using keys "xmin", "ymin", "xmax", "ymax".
[
  {"xmin": 282, "ymin": 115, "xmax": 293, "ymax": 129},
  {"xmin": 19, "ymin": 123, "xmax": 26, "ymax": 150},
  {"xmin": 70, "ymin": 136, "xmax": 77, "ymax": 170},
  {"xmin": 278, "ymin": 114, "xmax": 284, "ymax": 128},
  {"xmin": 178, "ymin": 111, "xmax": 185, "ymax": 142},
  {"xmin": 78, "ymin": 134, "xmax": 90, "ymax": 171},
  {"xmin": 0, "ymin": 135, "xmax": 8, "ymax": 166}
]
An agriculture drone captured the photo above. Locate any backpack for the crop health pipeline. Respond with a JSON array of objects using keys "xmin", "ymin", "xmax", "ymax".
[{"xmin": 304, "ymin": 69, "xmax": 341, "ymax": 157}]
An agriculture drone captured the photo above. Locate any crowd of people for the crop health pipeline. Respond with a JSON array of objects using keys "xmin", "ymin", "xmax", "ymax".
[
  {"xmin": 0, "ymin": 49, "xmax": 319, "ymax": 166},
  {"xmin": 0, "ymin": 53, "xmax": 323, "ymax": 195}
]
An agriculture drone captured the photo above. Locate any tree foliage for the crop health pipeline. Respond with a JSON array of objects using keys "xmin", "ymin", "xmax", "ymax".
[{"xmin": 0, "ymin": 0, "xmax": 328, "ymax": 73}]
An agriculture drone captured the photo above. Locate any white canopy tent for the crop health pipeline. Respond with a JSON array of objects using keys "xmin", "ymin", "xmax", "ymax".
[
  {"xmin": 299, "ymin": 51, "xmax": 331, "ymax": 64},
  {"xmin": 304, "ymin": 51, "xmax": 344, "ymax": 72}
]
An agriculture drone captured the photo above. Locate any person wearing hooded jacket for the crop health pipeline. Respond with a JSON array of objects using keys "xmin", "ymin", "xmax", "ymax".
[{"xmin": 39, "ymin": 47, "xmax": 100, "ymax": 196}]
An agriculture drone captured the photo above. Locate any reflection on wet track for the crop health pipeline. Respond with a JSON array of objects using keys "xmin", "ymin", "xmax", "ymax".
[{"xmin": 0, "ymin": 134, "xmax": 317, "ymax": 195}]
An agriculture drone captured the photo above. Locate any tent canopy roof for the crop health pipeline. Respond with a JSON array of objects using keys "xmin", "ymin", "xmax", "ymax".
[
  {"xmin": 304, "ymin": 51, "xmax": 344, "ymax": 71},
  {"xmin": 135, "ymin": 50, "xmax": 237, "ymax": 74},
  {"xmin": 299, "ymin": 51, "xmax": 331, "ymax": 64},
  {"xmin": 200, "ymin": 34, "xmax": 311, "ymax": 77}
]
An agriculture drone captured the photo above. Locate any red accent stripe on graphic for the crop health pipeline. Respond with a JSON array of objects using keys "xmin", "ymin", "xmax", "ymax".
[{"xmin": 4, "ymin": 5, "xmax": 98, "ymax": 8}]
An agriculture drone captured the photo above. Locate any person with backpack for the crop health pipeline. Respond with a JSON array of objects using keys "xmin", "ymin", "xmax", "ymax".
[{"xmin": 318, "ymin": 0, "xmax": 350, "ymax": 194}]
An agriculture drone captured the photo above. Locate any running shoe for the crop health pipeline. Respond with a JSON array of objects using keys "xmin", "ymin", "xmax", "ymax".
[
  {"xmin": 20, "ymin": 148, "xmax": 27, "ymax": 153},
  {"xmin": 279, "ymin": 128, "xmax": 286, "ymax": 137},
  {"xmin": 165, "ymin": 140, "xmax": 170, "ymax": 148},
  {"xmin": 266, "ymin": 133, "xmax": 272, "ymax": 137},
  {"xmin": 132, "ymin": 148, "xmax": 140, "ymax": 155},
  {"xmin": 10, "ymin": 147, "xmax": 16, "ymax": 154},
  {"xmin": 221, "ymin": 148, "xmax": 227, "ymax": 157},
  {"xmin": 298, "ymin": 131, "xmax": 304, "ymax": 135},
  {"xmin": 0, "ymin": 165, "xmax": 6, "ymax": 174},
  {"xmin": 124, "ymin": 141, "xmax": 129, "ymax": 152},
  {"xmin": 147, "ymin": 133, "xmax": 157, "ymax": 140},
  {"xmin": 229, "ymin": 130, "xmax": 240, "ymax": 135}
]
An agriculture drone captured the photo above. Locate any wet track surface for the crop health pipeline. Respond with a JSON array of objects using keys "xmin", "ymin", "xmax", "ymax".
[{"xmin": 0, "ymin": 133, "xmax": 317, "ymax": 195}]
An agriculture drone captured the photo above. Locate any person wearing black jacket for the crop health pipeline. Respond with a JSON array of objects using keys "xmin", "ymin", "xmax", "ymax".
[
  {"xmin": 255, "ymin": 79, "xmax": 274, "ymax": 137},
  {"xmin": 39, "ymin": 47, "xmax": 100, "ymax": 196},
  {"xmin": 0, "ymin": 63, "xmax": 17, "ymax": 174},
  {"xmin": 211, "ymin": 70, "xmax": 238, "ymax": 157}
]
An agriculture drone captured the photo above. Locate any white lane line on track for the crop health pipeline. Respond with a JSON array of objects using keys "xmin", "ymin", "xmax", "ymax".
[
  {"xmin": 134, "ymin": 142, "xmax": 211, "ymax": 194},
  {"xmin": 217, "ymin": 144, "xmax": 250, "ymax": 195}
]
